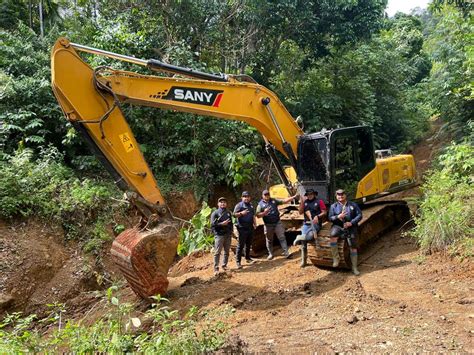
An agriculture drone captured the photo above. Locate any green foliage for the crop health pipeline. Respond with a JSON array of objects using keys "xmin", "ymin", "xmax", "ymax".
[
  {"xmin": 0, "ymin": 24, "xmax": 65, "ymax": 155},
  {"xmin": 0, "ymin": 147, "xmax": 125, "ymax": 254},
  {"xmin": 178, "ymin": 202, "xmax": 214, "ymax": 256},
  {"xmin": 410, "ymin": 142, "xmax": 474, "ymax": 257},
  {"xmin": 423, "ymin": 5, "xmax": 473, "ymax": 140},
  {"xmin": 223, "ymin": 146, "xmax": 257, "ymax": 187},
  {"xmin": 272, "ymin": 26, "xmax": 431, "ymax": 149},
  {"xmin": 0, "ymin": 288, "xmax": 227, "ymax": 353}
]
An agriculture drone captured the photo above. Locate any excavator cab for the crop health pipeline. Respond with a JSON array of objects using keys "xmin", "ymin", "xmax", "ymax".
[{"xmin": 297, "ymin": 126, "xmax": 376, "ymax": 203}]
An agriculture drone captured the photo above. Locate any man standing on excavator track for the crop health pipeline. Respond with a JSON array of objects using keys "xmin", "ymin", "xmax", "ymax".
[
  {"xmin": 233, "ymin": 191, "xmax": 256, "ymax": 269},
  {"xmin": 328, "ymin": 189, "xmax": 363, "ymax": 275},
  {"xmin": 211, "ymin": 197, "xmax": 233, "ymax": 274},
  {"xmin": 256, "ymin": 189, "xmax": 298, "ymax": 260}
]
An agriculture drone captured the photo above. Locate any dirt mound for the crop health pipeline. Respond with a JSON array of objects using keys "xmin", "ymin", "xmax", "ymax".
[
  {"xmin": 0, "ymin": 219, "xmax": 102, "ymax": 317},
  {"xmin": 169, "ymin": 250, "xmax": 211, "ymax": 277},
  {"xmin": 166, "ymin": 190, "xmax": 200, "ymax": 220}
]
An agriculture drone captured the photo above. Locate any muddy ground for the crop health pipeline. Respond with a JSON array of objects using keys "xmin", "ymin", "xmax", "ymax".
[{"xmin": 0, "ymin": 120, "xmax": 473, "ymax": 352}]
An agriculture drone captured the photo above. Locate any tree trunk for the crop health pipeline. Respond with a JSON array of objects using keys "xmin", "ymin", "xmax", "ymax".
[
  {"xmin": 39, "ymin": 0, "xmax": 44, "ymax": 38},
  {"xmin": 28, "ymin": 0, "xmax": 32, "ymax": 29}
]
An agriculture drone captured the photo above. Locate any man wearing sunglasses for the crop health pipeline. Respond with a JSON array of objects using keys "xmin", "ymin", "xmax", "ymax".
[
  {"xmin": 328, "ymin": 189, "xmax": 363, "ymax": 275},
  {"xmin": 256, "ymin": 189, "xmax": 298, "ymax": 260}
]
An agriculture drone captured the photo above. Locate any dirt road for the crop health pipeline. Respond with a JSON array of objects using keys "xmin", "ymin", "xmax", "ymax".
[
  {"xmin": 163, "ymin": 121, "xmax": 473, "ymax": 352},
  {"xmin": 164, "ymin": 224, "xmax": 473, "ymax": 353}
]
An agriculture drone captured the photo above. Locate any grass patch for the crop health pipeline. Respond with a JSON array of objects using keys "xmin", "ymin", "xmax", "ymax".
[{"xmin": 0, "ymin": 288, "xmax": 227, "ymax": 353}]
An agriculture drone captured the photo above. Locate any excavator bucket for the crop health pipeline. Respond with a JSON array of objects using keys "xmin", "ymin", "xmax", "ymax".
[{"xmin": 110, "ymin": 223, "xmax": 179, "ymax": 298}]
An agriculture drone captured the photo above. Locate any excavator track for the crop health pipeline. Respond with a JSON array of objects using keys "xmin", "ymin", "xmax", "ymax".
[
  {"xmin": 307, "ymin": 201, "xmax": 410, "ymax": 268},
  {"xmin": 110, "ymin": 223, "xmax": 179, "ymax": 298}
]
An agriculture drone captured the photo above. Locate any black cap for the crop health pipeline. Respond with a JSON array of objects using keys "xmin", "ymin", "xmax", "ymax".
[
  {"xmin": 304, "ymin": 188, "xmax": 317, "ymax": 196},
  {"xmin": 262, "ymin": 189, "xmax": 270, "ymax": 195},
  {"xmin": 241, "ymin": 191, "xmax": 250, "ymax": 197},
  {"xmin": 218, "ymin": 197, "xmax": 227, "ymax": 202}
]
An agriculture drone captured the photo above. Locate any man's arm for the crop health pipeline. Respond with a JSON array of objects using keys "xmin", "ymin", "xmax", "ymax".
[
  {"xmin": 211, "ymin": 210, "xmax": 220, "ymax": 228},
  {"xmin": 328, "ymin": 204, "xmax": 338, "ymax": 222},
  {"xmin": 256, "ymin": 204, "xmax": 266, "ymax": 218},
  {"xmin": 233, "ymin": 203, "xmax": 242, "ymax": 217},
  {"xmin": 318, "ymin": 200, "xmax": 327, "ymax": 218},
  {"xmin": 298, "ymin": 196, "xmax": 305, "ymax": 214},
  {"xmin": 211, "ymin": 210, "xmax": 230, "ymax": 227},
  {"xmin": 281, "ymin": 194, "xmax": 298, "ymax": 204},
  {"xmin": 350, "ymin": 203, "xmax": 363, "ymax": 225}
]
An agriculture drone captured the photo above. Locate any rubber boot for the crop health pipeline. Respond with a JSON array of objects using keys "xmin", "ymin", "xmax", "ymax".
[
  {"xmin": 280, "ymin": 239, "xmax": 291, "ymax": 258},
  {"xmin": 266, "ymin": 236, "xmax": 274, "ymax": 260},
  {"xmin": 300, "ymin": 244, "xmax": 307, "ymax": 268},
  {"xmin": 293, "ymin": 234, "xmax": 306, "ymax": 246},
  {"xmin": 330, "ymin": 243, "xmax": 340, "ymax": 268},
  {"xmin": 350, "ymin": 253, "xmax": 360, "ymax": 276}
]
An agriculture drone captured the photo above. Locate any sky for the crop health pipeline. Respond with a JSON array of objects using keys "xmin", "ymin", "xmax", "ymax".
[{"xmin": 386, "ymin": 0, "xmax": 430, "ymax": 16}]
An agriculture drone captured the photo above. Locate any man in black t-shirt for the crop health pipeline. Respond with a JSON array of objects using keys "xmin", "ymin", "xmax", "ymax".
[
  {"xmin": 233, "ymin": 191, "xmax": 256, "ymax": 269},
  {"xmin": 210, "ymin": 197, "xmax": 233, "ymax": 274},
  {"xmin": 295, "ymin": 188, "xmax": 327, "ymax": 267}
]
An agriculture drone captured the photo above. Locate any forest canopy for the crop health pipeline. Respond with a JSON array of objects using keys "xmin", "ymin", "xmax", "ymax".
[{"xmin": 0, "ymin": 0, "xmax": 472, "ymax": 195}]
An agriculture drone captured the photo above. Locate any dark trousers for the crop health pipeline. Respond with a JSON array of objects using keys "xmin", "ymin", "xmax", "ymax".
[
  {"xmin": 330, "ymin": 225, "xmax": 359, "ymax": 249},
  {"xmin": 236, "ymin": 226, "xmax": 253, "ymax": 262}
]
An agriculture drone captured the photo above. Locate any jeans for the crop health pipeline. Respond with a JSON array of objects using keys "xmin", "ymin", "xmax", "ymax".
[
  {"xmin": 214, "ymin": 234, "xmax": 232, "ymax": 270},
  {"xmin": 301, "ymin": 222, "xmax": 321, "ymax": 241},
  {"xmin": 236, "ymin": 226, "xmax": 253, "ymax": 263}
]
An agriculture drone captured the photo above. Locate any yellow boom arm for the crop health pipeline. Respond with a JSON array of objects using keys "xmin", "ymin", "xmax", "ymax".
[{"xmin": 51, "ymin": 38, "xmax": 303, "ymax": 214}]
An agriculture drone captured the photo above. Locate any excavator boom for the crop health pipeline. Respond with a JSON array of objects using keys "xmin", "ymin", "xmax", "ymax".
[{"xmin": 51, "ymin": 38, "xmax": 303, "ymax": 213}]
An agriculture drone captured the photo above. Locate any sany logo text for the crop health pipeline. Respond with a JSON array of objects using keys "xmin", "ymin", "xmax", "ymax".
[{"xmin": 158, "ymin": 87, "xmax": 223, "ymax": 107}]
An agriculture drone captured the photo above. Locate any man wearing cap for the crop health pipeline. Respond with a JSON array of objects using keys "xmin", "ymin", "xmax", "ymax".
[
  {"xmin": 210, "ymin": 197, "xmax": 233, "ymax": 274},
  {"xmin": 294, "ymin": 188, "xmax": 327, "ymax": 267},
  {"xmin": 233, "ymin": 191, "xmax": 256, "ymax": 269},
  {"xmin": 256, "ymin": 189, "xmax": 298, "ymax": 260},
  {"xmin": 328, "ymin": 189, "xmax": 363, "ymax": 275}
]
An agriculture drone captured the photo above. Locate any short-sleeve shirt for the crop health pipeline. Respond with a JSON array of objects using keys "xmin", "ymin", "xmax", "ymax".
[
  {"xmin": 257, "ymin": 198, "xmax": 283, "ymax": 225},
  {"xmin": 303, "ymin": 198, "xmax": 327, "ymax": 223},
  {"xmin": 233, "ymin": 201, "xmax": 255, "ymax": 228}
]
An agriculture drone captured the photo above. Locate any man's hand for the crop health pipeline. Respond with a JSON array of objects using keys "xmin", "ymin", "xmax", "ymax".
[
  {"xmin": 221, "ymin": 218, "xmax": 231, "ymax": 225},
  {"xmin": 338, "ymin": 211, "xmax": 347, "ymax": 221},
  {"xmin": 343, "ymin": 221, "xmax": 352, "ymax": 229},
  {"xmin": 312, "ymin": 216, "xmax": 319, "ymax": 224},
  {"xmin": 240, "ymin": 209, "xmax": 249, "ymax": 216},
  {"xmin": 264, "ymin": 207, "xmax": 271, "ymax": 215}
]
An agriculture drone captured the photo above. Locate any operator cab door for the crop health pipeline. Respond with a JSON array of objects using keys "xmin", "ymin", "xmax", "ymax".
[
  {"xmin": 296, "ymin": 135, "xmax": 330, "ymax": 203},
  {"xmin": 329, "ymin": 126, "xmax": 376, "ymax": 202}
]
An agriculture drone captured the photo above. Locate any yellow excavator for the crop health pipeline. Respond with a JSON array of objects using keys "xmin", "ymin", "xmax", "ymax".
[{"xmin": 51, "ymin": 38, "xmax": 416, "ymax": 298}]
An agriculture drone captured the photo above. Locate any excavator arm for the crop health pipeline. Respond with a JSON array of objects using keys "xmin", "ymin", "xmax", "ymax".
[{"xmin": 51, "ymin": 38, "xmax": 303, "ymax": 217}]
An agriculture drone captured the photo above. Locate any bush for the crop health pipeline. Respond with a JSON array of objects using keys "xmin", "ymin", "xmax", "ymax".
[
  {"xmin": 410, "ymin": 142, "xmax": 473, "ymax": 257},
  {"xmin": 177, "ymin": 202, "xmax": 214, "ymax": 256},
  {"xmin": 0, "ymin": 289, "xmax": 227, "ymax": 353},
  {"xmin": 0, "ymin": 147, "xmax": 125, "ymax": 254}
]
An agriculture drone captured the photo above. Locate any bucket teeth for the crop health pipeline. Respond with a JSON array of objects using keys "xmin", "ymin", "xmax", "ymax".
[{"xmin": 110, "ymin": 225, "xmax": 179, "ymax": 299}]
